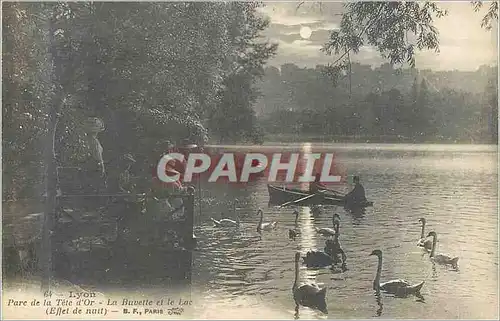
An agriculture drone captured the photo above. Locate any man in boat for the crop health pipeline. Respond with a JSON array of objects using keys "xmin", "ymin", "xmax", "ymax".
[
  {"xmin": 309, "ymin": 173, "xmax": 328, "ymax": 194},
  {"xmin": 343, "ymin": 175, "xmax": 367, "ymax": 208}
]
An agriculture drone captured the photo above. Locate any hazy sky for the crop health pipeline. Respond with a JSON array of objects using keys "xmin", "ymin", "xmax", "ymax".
[{"xmin": 258, "ymin": 1, "xmax": 498, "ymax": 71}]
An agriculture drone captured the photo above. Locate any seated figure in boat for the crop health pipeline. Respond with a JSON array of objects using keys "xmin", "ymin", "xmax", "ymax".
[
  {"xmin": 344, "ymin": 175, "xmax": 367, "ymax": 208},
  {"xmin": 309, "ymin": 173, "xmax": 327, "ymax": 194}
]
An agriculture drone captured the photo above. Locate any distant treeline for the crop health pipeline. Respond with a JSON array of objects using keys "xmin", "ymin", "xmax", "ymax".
[{"xmin": 257, "ymin": 63, "xmax": 498, "ymax": 144}]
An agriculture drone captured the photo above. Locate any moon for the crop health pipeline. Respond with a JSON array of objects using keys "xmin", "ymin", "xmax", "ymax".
[{"xmin": 299, "ymin": 26, "xmax": 312, "ymax": 39}]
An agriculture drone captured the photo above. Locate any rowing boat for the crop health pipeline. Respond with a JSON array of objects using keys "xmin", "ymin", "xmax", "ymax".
[{"xmin": 267, "ymin": 184, "xmax": 373, "ymax": 208}]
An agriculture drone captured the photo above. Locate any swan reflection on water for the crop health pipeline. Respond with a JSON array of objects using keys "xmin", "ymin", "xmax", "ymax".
[
  {"xmin": 347, "ymin": 207, "xmax": 366, "ymax": 225},
  {"xmin": 431, "ymin": 262, "xmax": 438, "ymax": 280},
  {"xmin": 415, "ymin": 292, "xmax": 425, "ymax": 303},
  {"xmin": 375, "ymin": 292, "xmax": 383, "ymax": 317},
  {"xmin": 330, "ymin": 259, "xmax": 348, "ymax": 274}
]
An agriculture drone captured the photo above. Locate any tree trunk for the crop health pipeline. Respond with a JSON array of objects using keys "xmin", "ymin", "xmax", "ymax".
[{"xmin": 41, "ymin": 8, "xmax": 63, "ymax": 293}]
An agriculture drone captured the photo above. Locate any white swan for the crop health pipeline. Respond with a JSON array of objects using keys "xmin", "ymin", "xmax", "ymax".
[
  {"xmin": 427, "ymin": 231, "xmax": 459, "ymax": 269},
  {"xmin": 211, "ymin": 203, "xmax": 240, "ymax": 227},
  {"xmin": 292, "ymin": 252, "xmax": 328, "ymax": 314},
  {"xmin": 257, "ymin": 209, "xmax": 277, "ymax": 232},
  {"xmin": 315, "ymin": 214, "xmax": 340, "ymax": 237},
  {"xmin": 211, "ymin": 216, "xmax": 239, "ymax": 227},
  {"xmin": 370, "ymin": 249, "xmax": 425, "ymax": 297},
  {"xmin": 324, "ymin": 222, "xmax": 343, "ymax": 264},
  {"xmin": 416, "ymin": 218, "xmax": 432, "ymax": 251}
]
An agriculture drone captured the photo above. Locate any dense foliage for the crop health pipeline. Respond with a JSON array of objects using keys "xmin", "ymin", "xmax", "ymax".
[
  {"xmin": 2, "ymin": 2, "xmax": 276, "ymax": 201},
  {"xmin": 321, "ymin": 2, "xmax": 447, "ymax": 82},
  {"xmin": 259, "ymin": 1, "xmax": 498, "ymax": 143},
  {"xmin": 321, "ymin": 1, "xmax": 498, "ymax": 83},
  {"xmin": 207, "ymin": 2, "xmax": 277, "ymax": 144}
]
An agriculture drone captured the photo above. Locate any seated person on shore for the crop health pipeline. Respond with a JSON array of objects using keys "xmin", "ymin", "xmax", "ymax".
[
  {"xmin": 150, "ymin": 159, "xmax": 187, "ymax": 242},
  {"xmin": 344, "ymin": 176, "xmax": 367, "ymax": 206},
  {"xmin": 164, "ymin": 162, "xmax": 187, "ymax": 217},
  {"xmin": 309, "ymin": 173, "xmax": 327, "ymax": 194}
]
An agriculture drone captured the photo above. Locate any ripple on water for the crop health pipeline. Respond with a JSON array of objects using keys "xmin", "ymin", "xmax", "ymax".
[{"xmin": 192, "ymin": 146, "xmax": 498, "ymax": 319}]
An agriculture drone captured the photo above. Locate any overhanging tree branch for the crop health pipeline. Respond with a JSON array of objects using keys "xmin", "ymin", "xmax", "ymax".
[{"xmin": 321, "ymin": 2, "xmax": 449, "ymax": 93}]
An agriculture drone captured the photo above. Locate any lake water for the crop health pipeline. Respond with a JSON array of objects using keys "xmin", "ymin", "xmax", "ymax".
[{"xmin": 190, "ymin": 143, "xmax": 499, "ymax": 319}]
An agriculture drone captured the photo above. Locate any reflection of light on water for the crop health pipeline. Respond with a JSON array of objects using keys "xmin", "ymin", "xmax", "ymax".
[
  {"xmin": 298, "ymin": 207, "xmax": 317, "ymax": 284},
  {"xmin": 193, "ymin": 143, "xmax": 498, "ymax": 319},
  {"xmin": 192, "ymin": 292, "xmax": 291, "ymax": 319},
  {"xmin": 298, "ymin": 143, "xmax": 317, "ymax": 284},
  {"xmin": 300, "ymin": 142, "xmax": 312, "ymax": 189},
  {"xmin": 297, "ymin": 142, "xmax": 313, "ymax": 181}
]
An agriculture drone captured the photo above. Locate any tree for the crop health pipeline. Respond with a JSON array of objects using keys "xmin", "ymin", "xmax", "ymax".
[
  {"xmin": 489, "ymin": 92, "xmax": 498, "ymax": 142},
  {"xmin": 416, "ymin": 79, "xmax": 436, "ymax": 138},
  {"xmin": 207, "ymin": 2, "xmax": 277, "ymax": 144},
  {"xmin": 322, "ymin": 2, "xmax": 446, "ymax": 79},
  {"xmin": 321, "ymin": 1, "xmax": 498, "ymax": 83},
  {"xmin": 2, "ymin": 2, "xmax": 54, "ymax": 200},
  {"xmin": 472, "ymin": 1, "xmax": 499, "ymax": 30},
  {"xmin": 2, "ymin": 2, "xmax": 278, "ymax": 200},
  {"xmin": 482, "ymin": 76, "xmax": 499, "ymax": 142}
]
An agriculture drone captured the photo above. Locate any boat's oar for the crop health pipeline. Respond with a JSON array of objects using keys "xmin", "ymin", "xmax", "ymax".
[
  {"xmin": 279, "ymin": 193, "xmax": 319, "ymax": 208},
  {"xmin": 319, "ymin": 187, "xmax": 346, "ymax": 197}
]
